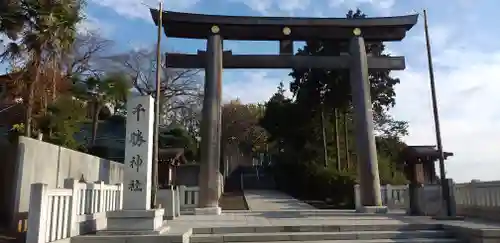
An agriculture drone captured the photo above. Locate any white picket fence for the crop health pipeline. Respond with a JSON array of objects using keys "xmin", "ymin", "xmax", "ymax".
[
  {"xmin": 27, "ymin": 179, "xmax": 123, "ymax": 243},
  {"xmin": 354, "ymin": 184, "xmax": 408, "ymax": 210}
]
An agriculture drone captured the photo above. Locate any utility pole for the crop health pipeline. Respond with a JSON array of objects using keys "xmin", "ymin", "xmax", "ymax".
[
  {"xmin": 151, "ymin": 0, "xmax": 163, "ymax": 209},
  {"xmin": 423, "ymin": 9, "xmax": 453, "ymax": 217}
]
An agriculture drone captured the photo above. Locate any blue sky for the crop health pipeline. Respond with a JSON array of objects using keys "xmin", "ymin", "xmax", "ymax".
[{"xmin": 2, "ymin": 0, "xmax": 499, "ymax": 182}]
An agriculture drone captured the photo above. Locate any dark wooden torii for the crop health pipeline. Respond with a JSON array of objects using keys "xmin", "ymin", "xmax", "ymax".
[{"xmin": 150, "ymin": 9, "xmax": 418, "ymax": 211}]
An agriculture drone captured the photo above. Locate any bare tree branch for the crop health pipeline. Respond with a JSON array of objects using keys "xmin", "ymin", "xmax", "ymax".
[
  {"xmin": 103, "ymin": 46, "xmax": 203, "ymax": 135},
  {"xmin": 61, "ymin": 32, "xmax": 113, "ymax": 79}
]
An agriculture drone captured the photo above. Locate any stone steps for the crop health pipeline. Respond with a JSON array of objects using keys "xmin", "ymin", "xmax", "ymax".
[
  {"xmin": 221, "ymin": 240, "xmax": 460, "ymax": 243},
  {"xmin": 191, "ymin": 224, "xmax": 444, "ymax": 234},
  {"xmin": 191, "ymin": 230, "xmax": 453, "ymax": 242},
  {"xmin": 189, "ymin": 224, "xmax": 460, "ymax": 243}
]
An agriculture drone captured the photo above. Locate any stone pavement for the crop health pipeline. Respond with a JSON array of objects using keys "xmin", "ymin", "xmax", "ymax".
[
  {"xmin": 243, "ymin": 190, "xmax": 316, "ymax": 211},
  {"xmin": 159, "ymin": 190, "xmax": 431, "ymax": 235},
  {"xmin": 73, "ymin": 190, "xmax": 500, "ymax": 243},
  {"xmin": 166, "ymin": 190, "xmax": 500, "ymax": 234}
]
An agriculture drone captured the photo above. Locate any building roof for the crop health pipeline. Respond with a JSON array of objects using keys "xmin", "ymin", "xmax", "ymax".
[
  {"xmin": 400, "ymin": 145, "xmax": 454, "ymax": 163},
  {"xmin": 150, "ymin": 10, "xmax": 418, "ymax": 41},
  {"xmin": 158, "ymin": 147, "xmax": 187, "ymax": 165},
  {"xmin": 0, "ymin": 72, "xmax": 23, "ymax": 82}
]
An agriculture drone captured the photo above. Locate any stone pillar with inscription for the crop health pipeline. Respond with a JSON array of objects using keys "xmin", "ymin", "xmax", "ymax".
[
  {"xmin": 195, "ymin": 28, "xmax": 223, "ymax": 215},
  {"xmin": 349, "ymin": 29, "xmax": 386, "ymax": 214},
  {"xmin": 99, "ymin": 95, "xmax": 168, "ymax": 235}
]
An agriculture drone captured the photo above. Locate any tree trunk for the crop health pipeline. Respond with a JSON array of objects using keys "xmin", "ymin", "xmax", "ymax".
[
  {"xmin": 90, "ymin": 101, "xmax": 102, "ymax": 146},
  {"xmin": 344, "ymin": 110, "xmax": 350, "ymax": 169},
  {"xmin": 24, "ymin": 69, "xmax": 41, "ymax": 138},
  {"xmin": 52, "ymin": 60, "xmax": 57, "ymax": 101},
  {"xmin": 320, "ymin": 105, "xmax": 328, "ymax": 167},
  {"xmin": 334, "ymin": 108, "xmax": 341, "ymax": 171}
]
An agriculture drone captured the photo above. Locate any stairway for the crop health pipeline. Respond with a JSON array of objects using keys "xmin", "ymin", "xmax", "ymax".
[{"xmin": 190, "ymin": 223, "xmax": 461, "ymax": 243}]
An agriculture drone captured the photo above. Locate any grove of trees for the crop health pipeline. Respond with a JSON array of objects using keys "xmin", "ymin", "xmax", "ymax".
[{"xmin": 257, "ymin": 9, "xmax": 409, "ymax": 207}]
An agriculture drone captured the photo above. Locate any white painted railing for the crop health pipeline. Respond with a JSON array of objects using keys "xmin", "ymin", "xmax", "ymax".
[
  {"xmin": 354, "ymin": 184, "xmax": 408, "ymax": 210},
  {"xmin": 27, "ymin": 179, "xmax": 123, "ymax": 243},
  {"xmin": 179, "ymin": 185, "xmax": 199, "ymax": 210}
]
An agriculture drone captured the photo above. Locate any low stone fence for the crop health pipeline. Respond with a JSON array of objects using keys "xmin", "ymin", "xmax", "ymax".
[
  {"xmin": 179, "ymin": 186, "xmax": 200, "ymax": 210},
  {"xmin": 455, "ymin": 180, "xmax": 500, "ymax": 221},
  {"xmin": 354, "ymin": 180, "xmax": 500, "ymax": 221},
  {"xmin": 27, "ymin": 179, "xmax": 123, "ymax": 243},
  {"xmin": 354, "ymin": 184, "xmax": 408, "ymax": 210},
  {"xmin": 157, "ymin": 185, "xmax": 199, "ymax": 216}
]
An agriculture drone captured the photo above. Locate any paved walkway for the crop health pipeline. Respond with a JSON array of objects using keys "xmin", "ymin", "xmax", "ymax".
[
  {"xmin": 243, "ymin": 190, "xmax": 316, "ymax": 211},
  {"xmin": 74, "ymin": 190, "xmax": 500, "ymax": 242}
]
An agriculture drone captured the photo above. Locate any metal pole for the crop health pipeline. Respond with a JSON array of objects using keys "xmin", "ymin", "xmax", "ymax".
[
  {"xmin": 423, "ymin": 9, "xmax": 452, "ymax": 217},
  {"xmin": 151, "ymin": 1, "xmax": 163, "ymax": 208}
]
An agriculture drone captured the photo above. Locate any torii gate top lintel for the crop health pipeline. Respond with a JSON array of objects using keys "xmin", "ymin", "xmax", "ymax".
[{"xmin": 150, "ymin": 9, "xmax": 418, "ymax": 42}]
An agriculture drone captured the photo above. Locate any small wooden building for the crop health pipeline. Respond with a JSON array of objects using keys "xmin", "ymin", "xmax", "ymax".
[
  {"xmin": 158, "ymin": 148, "xmax": 188, "ymax": 188},
  {"xmin": 399, "ymin": 145, "xmax": 454, "ymax": 185}
]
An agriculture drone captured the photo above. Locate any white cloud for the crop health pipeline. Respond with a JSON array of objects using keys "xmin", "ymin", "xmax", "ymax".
[
  {"xmin": 89, "ymin": 0, "xmax": 200, "ymax": 21},
  {"xmin": 230, "ymin": 0, "xmax": 273, "ymax": 15},
  {"xmin": 231, "ymin": 0, "xmax": 311, "ymax": 15},
  {"xmin": 408, "ymin": 24, "xmax": 456, "ymax": 51},
  {"xmin": 222, "ymin": 71, "xmax": 292, "ymax": 104},
  {"xmin": 77, "ymin": 15, "xmax": 115, "ymax": 36},
  {"xmin": 391, "ymin": 43, "xmax": 500, "ymax": 183}
]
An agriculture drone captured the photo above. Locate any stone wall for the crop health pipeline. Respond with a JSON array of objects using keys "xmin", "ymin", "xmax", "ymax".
[
  {"xmin": 0, "ymin": 139, "xmax": 19, "ymax": 226},
  {"xmin": 7, "ymin": 136, "xmax": 124, "ymax": 227}
]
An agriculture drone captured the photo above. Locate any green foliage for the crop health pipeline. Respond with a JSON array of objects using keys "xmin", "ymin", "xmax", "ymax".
[
  {"xmin": 38, "ymin": 95, "xmax": 87, "ymax": 149},
  {"xmin": 72, "ymin": 73, "xmax": 131, "ymax": 106},
  {"xmin": 1, "ymin": 0, "xmax": 86, "ymax": 137},
  {"xmin": 259, "ymin": 9, "xmax": 411, "ymax": 207},
  {"xmin": 159, "ymin": 126, "xmax": 198, "ymax": 161},
  {"xmin": 222, "ymin": 99, "xmax": 268, "ymax": 155},
  {"xmin": 10, "ymin": 123, "xmax": 25, "ymax": 133},
  {"xmin": 71, "ymin": 73, "xmax": 131, "ymax": 146},
  {"xmin": 290, "ymin": 8, "xmax": 400, "ymax": 115},
  {"xmin": 272, "ymin": 153, "xmax": 357, "ymax": 208}
]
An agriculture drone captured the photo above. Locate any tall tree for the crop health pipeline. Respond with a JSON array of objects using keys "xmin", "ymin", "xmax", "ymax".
[
  {"xmin": 221, "ymin": 99, "xmax": 268, "ymax": 155},
  {"xmin": 288, "ymin": 8, "xmax": 404, "ymax": 167},
  {"xmin": 72, "ymin": 73, "xmax": 131, "ymax": 146},
  {"xmin": 37, "ymin": 94, "xmax": 87, "ymax": 149},
  {"xmin": 259, "ymin": 9, "xmax": 410, "ymax": 203},
  {"xmin": 0, "ymin": 0, "xmax": 24, "ymax": 40},
  {"xmin": 1, "ymin": 0, "xmax": 84, "ymax": 137}
]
